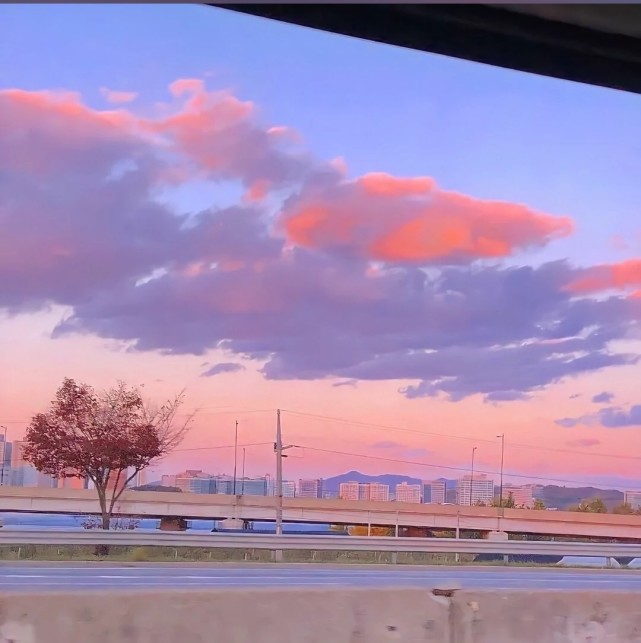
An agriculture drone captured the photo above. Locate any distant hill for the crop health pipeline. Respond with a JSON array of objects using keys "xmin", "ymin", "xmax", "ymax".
[{"xmin": 536, "ymin": 485, "xmax": 623, "ymax": 511}]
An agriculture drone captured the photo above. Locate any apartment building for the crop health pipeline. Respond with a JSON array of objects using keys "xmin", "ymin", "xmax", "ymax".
[
  {"xmin": 395, "ymin": 482, "xmax": 421, "ymax": 504},
  {"xmin": 423, "ymin": 480, "xmax": 446, "ymax": 504},
  {"xmin": 298, "ymin": 478, "xmax": 323, "ymax": 498},
  {"xmin": 456, "ymin": 474, "xmax": 494, "ymax": 506}
]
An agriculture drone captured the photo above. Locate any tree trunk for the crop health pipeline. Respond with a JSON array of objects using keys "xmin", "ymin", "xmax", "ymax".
[{"xmin": 95, "ymin": 485, "xmax": 111, "ymax": 556}]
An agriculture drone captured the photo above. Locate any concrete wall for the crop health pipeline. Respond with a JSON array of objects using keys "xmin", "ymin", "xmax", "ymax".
[{"xmin": 1, "ymin": 588, "xmax": 641, "ymax": 642}]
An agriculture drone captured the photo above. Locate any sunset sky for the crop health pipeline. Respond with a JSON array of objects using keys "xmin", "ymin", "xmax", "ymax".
[{"xmin": 2, "ymin": 5, "xmax": 641, "ymax": 489}]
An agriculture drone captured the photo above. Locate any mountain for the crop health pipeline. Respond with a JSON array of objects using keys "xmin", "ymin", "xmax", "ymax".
[{"xmin": 536, "ymin": 485, "xmax": 623, "ymax": 511}]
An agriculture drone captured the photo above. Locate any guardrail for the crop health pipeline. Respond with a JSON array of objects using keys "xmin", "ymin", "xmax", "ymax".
[{"xmin": 0, "ymin": 529, "xmax": 640, "ymax": 557}]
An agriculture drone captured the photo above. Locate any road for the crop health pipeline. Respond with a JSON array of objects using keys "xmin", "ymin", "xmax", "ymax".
[{"xmin": 1, "ymin": 563, "xmax": 641, "ymax": 592}]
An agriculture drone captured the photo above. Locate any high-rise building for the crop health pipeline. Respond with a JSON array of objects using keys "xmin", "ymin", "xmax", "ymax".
[
  {"xmin": 168, "ymin": 470, "xmax": 215, "ymax": 494},
  {"xmin": 456, "ymin": 474, "xmax": 494, "ymax": 506},
  {"xmin": 339, "ymin": 481, "xmax": 360, "ymax": 501},
  {"xmin": 282, "ymin": 480, "xmax": 296, "ymax": 497},
  {"xmin": 423, "ymin": 480, "xmax": 446, "ymax": 504},
  {"xmin": 368, "ymin": 483, "xmax": 390, "ymax": 502},
  {"xmin": 9, "ymin": 440, "xmax": 55, "ymax": 488},
  {"xmin": 0, "ymin": 435, "xmax": 11, "ymax": 486},
  {"xmin": 298, "ymin": 478, "xmax": 323, "ymax": 498},
  {"xmin": 338, "ymin": 481, "xmax": 390, "ymax": 502},
  {"xmin": 239, "ymin": 478, "xmax": 268, "ymax": 496},
  {"xmin": 395, "ymin": 482, "xmax": 421, "ymax": 504},
  {"xmin": 57, "ymin": 476, "xmax": 87, "ymax": 490},
  {"xmin": 624, "ymin": 491, "xmax": 641, "ymax": 510}
]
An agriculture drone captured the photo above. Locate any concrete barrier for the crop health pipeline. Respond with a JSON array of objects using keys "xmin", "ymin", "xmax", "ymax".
[
  {"xmin": 1, "ymin": 587, "xmax": 640, "ymax": 642},
  {"xmin": 451, "ymin": 590, "xmax": 641, "ymax": 641}
]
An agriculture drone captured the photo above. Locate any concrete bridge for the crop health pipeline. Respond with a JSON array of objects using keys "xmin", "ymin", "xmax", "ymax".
[{"xmin": 1, "ymin": 486, "xmax": 641, "ymax": 540}]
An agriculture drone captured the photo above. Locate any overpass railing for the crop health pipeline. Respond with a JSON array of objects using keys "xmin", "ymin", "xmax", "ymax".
[{"xmin": 0, "ymin": 529, "xmax": 640, "ymax": 558}]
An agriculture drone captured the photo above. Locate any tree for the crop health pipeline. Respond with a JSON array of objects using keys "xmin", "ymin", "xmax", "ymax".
[
  {"xmin": 23, "ymin": 378, "xmax": 192, "ymax": 531},
  {"xmin": 532, "ymin": 498, "xmax": 546, "ymax": 510},
  {"xmin": 613, "ymin": 502, "xmax": 634, "ymax": 515},
  {"xmin": 492, "ymin": 492, "xmax": 516, "ymax": 509},
  {"xmin": 570, "ymin": 497, "xmax": 607, "ymax": 513}
]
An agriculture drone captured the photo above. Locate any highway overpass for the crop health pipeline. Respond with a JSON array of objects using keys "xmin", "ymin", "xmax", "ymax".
[{"xmin": 2, "ymin": 486, "xmax": 641, "ymax": 540}]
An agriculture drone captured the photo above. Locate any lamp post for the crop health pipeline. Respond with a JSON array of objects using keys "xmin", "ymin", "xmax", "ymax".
[
  {"xmin": 497, "ymin": 434, "xmax": 505, "ymax": 509},
  {"xmin": 241, "ymin": 447, "xmax": 246, "ymax": 496},
  {"xmin": 469, "ymin": 446, "xmax": 477, "ymax": 506}
]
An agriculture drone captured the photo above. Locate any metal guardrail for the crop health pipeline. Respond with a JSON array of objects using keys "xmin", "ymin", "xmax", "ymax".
[{"xmin": 0, "ymin": 529, "xmax": 640, "ymax": 557}]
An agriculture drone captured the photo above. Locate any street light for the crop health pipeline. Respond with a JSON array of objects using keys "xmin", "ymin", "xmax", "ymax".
[
  {"xmin": 241, "ymin": 447, "xmax": 246, "ymax": 496},
  {"xmin": 469, "ymin": 446, "xmax": 477, "ymax": 506},
  {"xmin": 497, "ymin": 434, "xmax": 505, "ymax": 509}
]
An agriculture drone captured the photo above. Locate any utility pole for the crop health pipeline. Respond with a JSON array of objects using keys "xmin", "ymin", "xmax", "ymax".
[
  {"xmin": 274, "ymin": 409, "xmax": 293, "ymax": 544},
  {"xmin": 241, "ymin": 447, "xmax": 246, "ymax": 496},
  {"xmin": 469, "ymin": 446, "xmax": 477, "ymax": 506},
  {"xmin": 232, "ymin": 420, "xmax": 239, "ymax": 496},
  {"xmin": 497, "ymin": 434, "xmax": 505, "ymax": 509}
]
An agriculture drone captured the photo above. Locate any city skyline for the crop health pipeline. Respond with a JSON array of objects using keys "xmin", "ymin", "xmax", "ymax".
[{"xmin": 2, "ymin": 5, "xmax": 641, "ymax": 491}]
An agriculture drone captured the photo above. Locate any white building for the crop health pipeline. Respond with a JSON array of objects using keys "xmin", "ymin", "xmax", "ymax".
[
  {"xmin": 423, "ymin": 480, "xmax": 446, "ymax": 504},
  {"xmin": 298, "ymin": 478, "xmax": 323, "ymax": 498},
  {"xmin": 395, "ymin": 482, "xmax": 421, "ymax": 504},
  {"xmin": 368, "ymin": 483, "xmax": 390, "ymax": 502},
  {"xmin": 624, "ymin": 490, "xmax": 641, "ymax": 510},
  {"xmin": 456, "ymin": 474, "xmax": 494, "ymax": 506},
  {"xmin": 339, "ymin": 481, "xmax": 390, "ymax": 502},
  {"xmin": 339, "ymin": 481, "xmax": 361, "ymax": 501}
]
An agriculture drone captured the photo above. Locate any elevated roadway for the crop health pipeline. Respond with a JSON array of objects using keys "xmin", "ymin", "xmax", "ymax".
[{"xmin": 2, "ymin": 486, "xmax": 641, "ymax": 540}]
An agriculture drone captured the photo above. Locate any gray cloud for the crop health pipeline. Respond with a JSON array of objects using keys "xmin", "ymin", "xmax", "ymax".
[
  {"xmin": 484, "ymin": 390, "xmax": 531, "ymax": 403},
  {"xmin": 592, "ymin": 391, "xmax": 614, "ymax": 404},
  {"xmin": 371, "ymin": 441, "xmax": 403, "ymax": 449},
  {"xmin": 201, "ymin": 362, "xmax": 246, "ymax": 377},
  {"xmin": 556, "ymin": 405, "xmax": 641, "ymax": 429},
  {"xmin": 599, "ymin": 405, "xmax": 641, "ymax": 428},
  {"xmin": 556, "ymin": 418, "xmax": 580, "ymax": 428},
  {"xmin": 332, "ymin": 379, "xmax": 358, "ymax": 388},
  {"xmin": 565, "ymin": 438, "xmax": 601, "ymax": 448}
]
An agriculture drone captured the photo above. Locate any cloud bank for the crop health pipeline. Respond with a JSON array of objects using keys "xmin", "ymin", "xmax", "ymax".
[{"xmin": 2, "ymin": 78, "xmax": 639, "ymax": 401}]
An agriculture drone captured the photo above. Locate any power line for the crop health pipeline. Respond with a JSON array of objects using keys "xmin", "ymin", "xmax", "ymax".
[
  {"xmin": 290, "ymin": 444, "xmax": 641, "ymax": 490},
  {"xmin": 282, "ymin": 409, "xmax": 641, "ymax": 462},
  {"xmin": 173, "ymin": 442, "xmax": 272, "ymax": 454}
]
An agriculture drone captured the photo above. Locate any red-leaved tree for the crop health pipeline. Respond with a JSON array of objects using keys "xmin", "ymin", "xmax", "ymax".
[{"xmin": 23, "ymin": 378, "xmax": 192, "ymax": 530}]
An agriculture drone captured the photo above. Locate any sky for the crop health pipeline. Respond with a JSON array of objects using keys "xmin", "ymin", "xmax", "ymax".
[{"xmin": 2, "ymin": 5, "xmax": 641, "ymax": 489}]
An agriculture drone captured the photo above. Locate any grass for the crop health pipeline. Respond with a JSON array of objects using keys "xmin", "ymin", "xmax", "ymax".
[
  {"xmin": 0, "ymin": 545, "xmax": 616, "ymax": 569},
  {"xmin": 0, "ymin": 544, "xmax": 484, "ymax": 565}
]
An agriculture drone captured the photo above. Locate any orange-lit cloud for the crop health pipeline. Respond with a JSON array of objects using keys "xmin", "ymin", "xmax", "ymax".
[
  {"xmin": 566, "ymin": 259, "xmax": 641, "ymax": 294},
  {"xmin": 99, "ymin": 87, "xmax": 138, "ymax": 104},
  {"xmin": 282, "ymin": 173, "xmax": 573, "ymax": 265}
]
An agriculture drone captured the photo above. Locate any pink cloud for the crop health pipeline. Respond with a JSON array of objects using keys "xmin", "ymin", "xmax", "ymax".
[
  {"xmin": 2, "ymin": 78, "xmax": 638, "ymax": 406},
  {"xmin": 282, "ymin": 173, "xmax": 573, "ymax": 265},
  {"xmin": 566, "ymin": 259, "xmax": 641, "ymax": 294},
  {"xmin": 100, "ymin": 87, "xmax": 138, "ymax": 104}
]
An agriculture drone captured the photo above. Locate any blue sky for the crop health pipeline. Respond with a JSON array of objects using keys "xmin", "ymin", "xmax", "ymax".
[
  {"xmin": 3, "ymin": 4, "xmax": 641, "ymax": 485},
  {"xmin": 3, "ymin": 3, "xmax": 640, "ymax": 268}
]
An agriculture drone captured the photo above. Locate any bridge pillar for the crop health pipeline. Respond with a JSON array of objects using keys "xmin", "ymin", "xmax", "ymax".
[
  {"xmin": 219, "ymin": 518, "xmax": 245, "ymax": 530},
  {"xmin": 159, "ymin": 516, "xmax": 188, "ymax": 531}
]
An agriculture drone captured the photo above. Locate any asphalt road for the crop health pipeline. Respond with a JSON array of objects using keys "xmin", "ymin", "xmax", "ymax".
[{"xmin": 1, "ymin": 563, "xmax": 641, "ymax": 592}]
